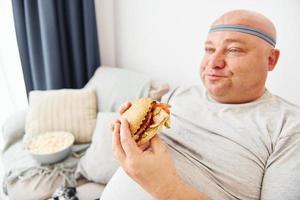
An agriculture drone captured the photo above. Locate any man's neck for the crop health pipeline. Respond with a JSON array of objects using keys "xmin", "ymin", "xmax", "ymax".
[{"xmin": 207, "ymin": 88, "xmax": 267, "ymax": 104}]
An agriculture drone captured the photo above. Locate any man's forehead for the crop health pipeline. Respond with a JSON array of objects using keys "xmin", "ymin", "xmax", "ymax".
[
  {"xmin": 208, "ymin": 24, "xmax": 276, "ymax": 47},
  {"xmin": 205, "ymin": 32, "xmax": 252, "ymax": 46}
]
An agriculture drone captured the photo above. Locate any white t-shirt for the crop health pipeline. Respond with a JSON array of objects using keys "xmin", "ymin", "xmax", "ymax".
[{"xmin": 101, "ymin": 85, "xmax": 300, "ymax": 200}]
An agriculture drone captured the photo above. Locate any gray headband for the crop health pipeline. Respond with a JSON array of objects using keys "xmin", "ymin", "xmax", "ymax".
[{"xmin": 209, "ymin": 24, "xmax": 276, "ymax": 47}]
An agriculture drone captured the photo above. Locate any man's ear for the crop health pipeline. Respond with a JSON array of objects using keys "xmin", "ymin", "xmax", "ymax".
[{"xmin": 268, "ymin": 49, "xmax": 280, "ymax": 71}]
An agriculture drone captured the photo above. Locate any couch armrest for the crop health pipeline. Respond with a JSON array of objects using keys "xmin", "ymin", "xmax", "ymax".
[{"xmin": 1, "ymin": 110, "xmax": 27, "ymax": 152}]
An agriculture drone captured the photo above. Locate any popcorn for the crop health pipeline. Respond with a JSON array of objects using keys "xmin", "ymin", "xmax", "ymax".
[{"xmin": 27, "ymin": 131, "xmax": 74, "ymax": 154}]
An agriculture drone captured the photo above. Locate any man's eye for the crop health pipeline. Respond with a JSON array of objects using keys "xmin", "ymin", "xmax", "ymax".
[
  {"xmin": 228, "ymin": 48, "xmax": 243, "ymax": 53},
  {"xmin": 205, "ymin": 47, "xmax": 215, "ymax": 53}
]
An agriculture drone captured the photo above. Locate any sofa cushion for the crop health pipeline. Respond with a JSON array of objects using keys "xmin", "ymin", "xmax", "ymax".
[
  {"xmin": 77, "ymin": 182, "xmax": 106, "ymax": 199},
  {"xmin": 6, "ymin": 172, "xmax": 64, "ymax": 200},
  {"xmin": 25, "ymin": 88, "xmax": 97, "ymax": 144},
  {"xmin": 1, "ymin": 110, "xmax": 27, "ymax": 152},
  {"xmin": 75, "ymin": 112, "xmax": 119, "ymax": 184},
  {"xmin": 85, "ymin": 66, "xmax": 169, "ymax": 112}
]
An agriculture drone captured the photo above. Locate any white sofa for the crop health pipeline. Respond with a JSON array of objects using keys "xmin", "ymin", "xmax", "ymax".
[{"xmin": 1, "ymin": 66, "xmax": 169, "ymax": 200}]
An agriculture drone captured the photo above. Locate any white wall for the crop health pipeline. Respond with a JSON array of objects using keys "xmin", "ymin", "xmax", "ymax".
[{"xmin": 96, "ymin": 0, "xmax": 300, "ymax": 105}]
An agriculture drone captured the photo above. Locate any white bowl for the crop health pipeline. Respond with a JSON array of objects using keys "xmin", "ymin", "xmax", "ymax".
[{"xmin": 25, "ymin": 131, "xmax": 75, "ymax": 165}]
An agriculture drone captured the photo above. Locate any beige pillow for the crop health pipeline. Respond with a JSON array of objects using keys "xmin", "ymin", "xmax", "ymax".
[{"xmin": 25, "ymin": 88, "xmax": 97, "ymax": 144}]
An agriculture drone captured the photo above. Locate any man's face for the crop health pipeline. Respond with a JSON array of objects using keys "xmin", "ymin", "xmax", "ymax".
[{"xmin": 200, "ymin": 31, "xmax": 270, "ymax": 103}]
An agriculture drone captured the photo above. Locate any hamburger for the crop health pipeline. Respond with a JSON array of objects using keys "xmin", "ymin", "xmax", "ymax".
[{"xmin": 122, "ymin": 97, "xmax": 171, "ymax": 145}]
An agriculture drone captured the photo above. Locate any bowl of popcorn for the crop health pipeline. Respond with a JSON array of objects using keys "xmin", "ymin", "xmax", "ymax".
[{"xmin": 25, "ymin": 131, "xmax": 75, "ymax": 165}]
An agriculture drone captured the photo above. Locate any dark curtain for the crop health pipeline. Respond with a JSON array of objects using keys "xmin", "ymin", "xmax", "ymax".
[{"xmin": 12, "ymin": 0, "xmax": 100, "ymax": 95}]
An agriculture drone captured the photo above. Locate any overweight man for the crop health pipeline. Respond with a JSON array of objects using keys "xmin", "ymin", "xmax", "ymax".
[{"xmin": 105, "ymin": 9, "xmax": 300, "ymax": 200}]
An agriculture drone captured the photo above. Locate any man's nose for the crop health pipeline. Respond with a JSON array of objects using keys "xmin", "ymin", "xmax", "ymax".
[{"xmin": 207, "ymin": 52, "xmax": 225, "ymax": 69}]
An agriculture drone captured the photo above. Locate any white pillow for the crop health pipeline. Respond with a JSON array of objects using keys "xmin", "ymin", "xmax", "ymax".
[
  {"xmin": 85, "ymin": 66, "xmax": 169, "ymax": 112},
  {"xmin": 25, "ymin": 88, "xmax": 97, "ymax": 144},
  {"xmin": 75, "ymin": 112, "xmax": 119, "ymax": 184}
]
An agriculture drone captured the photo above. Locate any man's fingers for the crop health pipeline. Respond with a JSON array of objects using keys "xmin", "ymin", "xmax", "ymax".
[
  {"xmin": 112, "ymin": 121, "xmax": 126, "ymax": 161},
  {"xmin": 120, "ymin": 118, "xmax": 141, "ymax": 156},
  {"xmin": 111, "ymin": 119, "xmax": 119, "ymax": 131},
  {"xmin": 150, "ymin": 135, "xmax": 166, "ymax": 153},
  {"xmin": 139, "ymin": 141, "xmax": 150, "ymax": 151},
  {"xmin": 118, "ymin": 101, "xmax": 132, "ymax": 114}
]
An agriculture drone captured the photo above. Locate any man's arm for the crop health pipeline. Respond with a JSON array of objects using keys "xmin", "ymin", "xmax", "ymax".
[
  {"xmin": 161, "ymin": 179, "xmax": 210, "ymax": 200},
  {"xmin": 112, "ymin": 118, "xmax": 210, "ymax": 200},
  {"xmin": 260, "ymin": 133, "xmax": 300, "ymax": 200}
]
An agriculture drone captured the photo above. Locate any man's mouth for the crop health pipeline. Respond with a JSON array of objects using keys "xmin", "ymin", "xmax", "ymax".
[{"xmin": 206, "ymin": 74, "xmax": 228, "ymax": 81}]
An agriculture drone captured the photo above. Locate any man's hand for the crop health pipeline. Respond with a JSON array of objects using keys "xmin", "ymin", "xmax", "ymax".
[
  {"xmin": 112, "ymin": 118, "xmax": 182, "ymax": 199},
  {"xmin": 116, "ymin": 101, "xmax": 150, "ymax": 150},
  {"xmin": 112, "ymin": 102, "xmax": 210, "ymax": 200},
  {"xmin": 118, "ymin": 101, "xmax": 132, "ymax": 114}
]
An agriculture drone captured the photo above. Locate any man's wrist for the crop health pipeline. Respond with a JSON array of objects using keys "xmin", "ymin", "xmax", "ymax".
[
  {"xmin": 154, "ymin": 176, "xmax": 210, "ymax": 200},
  {"xmin": 154, "ymin": 176, "xmax": 183, "ymax": 200}
]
